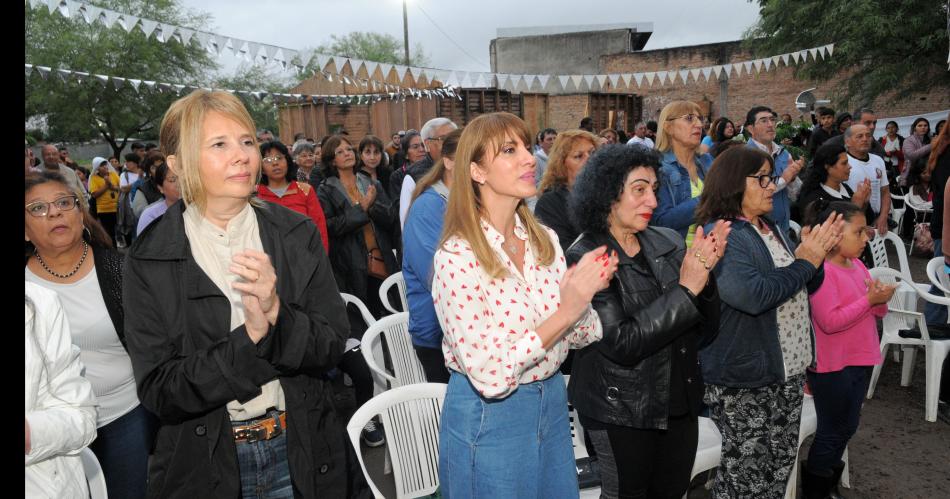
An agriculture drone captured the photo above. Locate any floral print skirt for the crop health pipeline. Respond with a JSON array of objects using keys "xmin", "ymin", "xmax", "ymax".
[{"xmin": 703, "ymin": 375, "xmax": 805, "ymax": 498}]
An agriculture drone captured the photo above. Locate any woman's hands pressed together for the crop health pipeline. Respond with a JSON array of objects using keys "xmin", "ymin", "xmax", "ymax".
[
  {"xmin": 230, "ymin": 249, "xmax": 280, "ymax": 343},
  {"xmin": 559, "ymin": 245, "xmax": 619, "ymax": 323},
  {"xmin": 680, "ymin": 220, "xmax": 731, "ymax": 295},
  {"xmin": 796, "ymin": 212, "xmax": 845, "ymax": 268}
]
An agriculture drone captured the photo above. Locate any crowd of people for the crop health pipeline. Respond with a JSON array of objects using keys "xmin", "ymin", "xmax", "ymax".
[{"xmin": 24, "ymin": 89, "xmax": 950, "ymax": 499}]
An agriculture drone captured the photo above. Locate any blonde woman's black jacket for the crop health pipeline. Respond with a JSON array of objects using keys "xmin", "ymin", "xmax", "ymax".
[
  {"xmin": 123, "ymin": 200, "xmax": 353, "ymax": 498},
  {"xmin": 565, "ymin": 227, "xmax": 719, "ymax": 430}
]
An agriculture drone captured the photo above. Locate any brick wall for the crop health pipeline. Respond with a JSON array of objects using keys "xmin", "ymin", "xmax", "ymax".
[
  {"xmin": 548, "ymin": 94, "xmax": 590, "ymax": 132},
  {"xmin": 601, "ymin": 41, "xmax": 949, "ymax": 124}
]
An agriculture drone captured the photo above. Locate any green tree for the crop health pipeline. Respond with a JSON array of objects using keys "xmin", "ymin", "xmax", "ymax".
[
  {"xmin": 213, "ymin": 64, "xmax": 294, "ymax": 136},
  {"xmin": 25, "ymin": 0, "xmax": 216, "ymax": 158},
  {"xmin": 744, "ymin": 0, "xmax": 950, "ymax": 108}
]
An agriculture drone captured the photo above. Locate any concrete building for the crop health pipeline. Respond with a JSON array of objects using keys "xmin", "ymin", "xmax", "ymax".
[{"xmin": 490, "ymin": 23, "xmax": 653, "ymax": 76}]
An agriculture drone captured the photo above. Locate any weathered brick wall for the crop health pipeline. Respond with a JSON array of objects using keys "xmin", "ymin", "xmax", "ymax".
[
  {"xmin": 548, "ymin": 94, "xmax": 590, "ymax": 132},
  {"xmin": 601, "ymin": 41, "xmax": 949, "ymax": 124}
]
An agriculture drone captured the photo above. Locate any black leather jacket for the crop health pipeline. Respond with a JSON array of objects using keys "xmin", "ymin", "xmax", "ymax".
[{"xmin": 565, "ymin": 227, "xmax": 719, "ymax": 430}]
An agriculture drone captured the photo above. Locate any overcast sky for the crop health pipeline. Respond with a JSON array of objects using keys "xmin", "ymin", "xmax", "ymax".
[{"xmin": 177, "ymin": 0, "xmax": 762, "ymax": 76}]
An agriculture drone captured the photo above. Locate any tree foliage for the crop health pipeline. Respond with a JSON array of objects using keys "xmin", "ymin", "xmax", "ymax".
[
  {"xmin": 213, "ymin": 64, "xmax": 295, "ymax": 136},
  {"xmin": 312, "ymin": 31, "xmax": 429, "ymax": 70},
  {"xmin": 744, "ymin": 0, "xmax": 949, "ymax": 109},
  {"xmin": 25, "ymin": 0, "xmax": 216, "ymax": 157}
]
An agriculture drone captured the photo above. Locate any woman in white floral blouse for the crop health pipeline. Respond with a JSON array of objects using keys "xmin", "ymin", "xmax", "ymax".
[{"xmin": 432, "ymin": 112, "xmax": 618, "ymax": 498}]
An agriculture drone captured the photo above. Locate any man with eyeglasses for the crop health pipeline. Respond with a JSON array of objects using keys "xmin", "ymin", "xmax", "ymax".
[
  {"xmin": 745, "ymin": 106, "xmax": 804, "ymax": 234},
  {"xmin": 396, "ymin": 117, "xmax": 459, "ymax": 228}
]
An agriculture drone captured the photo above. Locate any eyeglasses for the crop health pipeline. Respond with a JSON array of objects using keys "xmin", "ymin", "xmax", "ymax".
[
  {"xmin": 755, "ymin": 116, "xmax": 779, "ymax": 125},
  {"xmin": 25, "ymin": 195, "xmax": 79, "ymax": 218},
  {"xmin": 262, "ymin": 156, "xmax": 284, "ymax": 164},
  {"xmin": 295, "ymin": 153, "xmax": 315, "ymax": 159},
  {"xmin": 746, "ymin": 174, "xmax": 779, "ymax": 188},
  {"xmin": 334, "ymin": 147, "xmax": 355, "ymax": 156},
  {"xmin": 426, "ymin": 135, "xmax": 449, "ymax": 142},
  {"xmin": 666, "ymin": 114, "xmax": 706, "ymax": 124}
]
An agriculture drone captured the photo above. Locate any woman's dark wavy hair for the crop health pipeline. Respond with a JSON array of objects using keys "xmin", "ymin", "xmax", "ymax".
[
  {"xmin": 358, "ymin": 135, "xmax": 390, "ymax": 170},
  {"xmin": 320, "ymin": 135, "xmax": 353, "ymax": 178},
  {"xmin": 911, "ymin": 117, "xmax": 931, "ymax": 144},
  {"xmin": 569, "ymin": 144, "xmax": 662, "ymax": 234},
  {"xmin": 715, "ymin": 118, "xmax": 735, "ymax": 142},
  {"xmin": 802, "ymin": 199, "xmax": 862, "ymax": 228},
  {"xmin": 800, "ymin": 142, "xmax": 847, "ymax": 198},
  {"xmin": 258, "ymin": 140, "xmax": 296, "ymax": 185},
  {"xmin": 695, "ymin": 146, "xmax": 774, "ymax": 225},
  {"xmin": 25, "ymin": 171, "xmax": 113, "ymax": 262},
  {"xmin": 906, "ymin": 155, "xmax": 930, "ymax": 197}
]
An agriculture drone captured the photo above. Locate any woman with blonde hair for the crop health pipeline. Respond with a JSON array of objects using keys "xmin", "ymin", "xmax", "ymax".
[
  {"xmin": 432, "ymin": 112, "xmax": 618, "ymax": 497},
  {"xmin": 654, "ymin": 101, "xmax": 715, "ymax": 244},
  {"xmin": 123, "ymin": 90, "xmax": 354, "ymax": 497},
  {"xmin": 535, "ymin": 129, "xmax": 599, "ymax": 251}
]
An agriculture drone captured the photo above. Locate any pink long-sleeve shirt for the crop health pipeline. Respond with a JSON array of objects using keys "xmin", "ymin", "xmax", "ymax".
[{"xmin": 808, "ymin": 258, "xmax": 886, "ymax": 373}]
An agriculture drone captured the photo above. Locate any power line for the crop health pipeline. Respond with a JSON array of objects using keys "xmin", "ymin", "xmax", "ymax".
[{"xmin": 414, "ymin": 4, "xmax": 491, "ymax": 71}]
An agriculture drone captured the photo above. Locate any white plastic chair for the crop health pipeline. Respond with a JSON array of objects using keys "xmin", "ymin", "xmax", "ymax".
[
  {"xmin": 80, "ymin": 447, "xmax": 108, "ymax": 499},
  {"xmin": 889, "ymin": 191, "xmax": 907, "ymax": 236},
  {"xmin": 903, "ymin": 195, "xmax": 933, "ymax": 256},
  {"xmin": 379, "ymin": 272, "xmax": 408, "ymax": 314},
  {"xmin": 868, "ymin": 231, "xmax": 929, "ymax": 363},
  {"xmin": 563, "ymin": 376, "xmax": 589, "ymax": 461},
  {"xmin": 926, "ymin": 256, "xmax": 950, "ymax": 295},
  {"xmin": 785, "ymin": 395, "xmax": 850, "ymax": 498},
  {"xmin": 361, "ymin": 312, "xmax": 427, "ymax": 391},
  {"xmin": 866, "ymin": 267, "xmax": 950, "ymax": 422},
  {"xmin": 342, "ymin": 292, "xmax": 377, "ymax": 327},
  {"xmin": 685, "ymin": 417, "xmax": 721, "ymax": 498},
  {"xmin": 788, "ymin": 220, "xmax": 802, "ymax": 241},
  {"xmin": 347, "ymin": 383, "xmax": 446, "ymax": 499}
]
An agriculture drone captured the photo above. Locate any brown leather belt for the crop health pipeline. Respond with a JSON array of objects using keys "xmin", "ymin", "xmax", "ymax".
[{"xmin": 232, "ymin": 411, "xmax": 287, "ymax": 443}]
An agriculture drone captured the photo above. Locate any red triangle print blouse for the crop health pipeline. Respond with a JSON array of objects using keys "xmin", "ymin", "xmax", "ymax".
[{"xmin": 432, "ymin": 215, "xmax": 602, "ymax": 398}]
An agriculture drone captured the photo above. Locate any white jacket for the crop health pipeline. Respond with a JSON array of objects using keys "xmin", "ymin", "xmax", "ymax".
[{"xmin": 25, "ymin": 282, "xmax": 98, "ymax": 498}]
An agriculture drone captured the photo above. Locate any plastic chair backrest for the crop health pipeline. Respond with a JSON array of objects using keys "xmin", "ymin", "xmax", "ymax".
[
  {"xmin": 788, "ymin": 220, "xmax": 802, "ymax": 239},
  {"xmin": 926, "ymin": 256, "xmax": 950, "ymax": 295},
  {"xmin": 379, "ymin": 272, "xmax": 409, "ymax": 314},
  {"xmin": 80, "ymin": 447, "xmax": 108, "ymax": 499},
  {"xmin": 341, "ymin": 293, "xmax": 377, "ymax": 327},
  {"xmin": 868, "ymin": 267, "xmax": 920, "ymax": 331},
  {"xmin": 346, "ymin": 383, "xmax": 447, "ymax": 499},
  {"xmin": 869, "ymin": 231, "xmax": 915, "ymax": 280},
  {"xmin": 361, "ymin": 312, "xmax": 427, "ymax": 390},
  {"xmin": 563, "ymin": 375, "xmax": 588, "ymax": 460}
]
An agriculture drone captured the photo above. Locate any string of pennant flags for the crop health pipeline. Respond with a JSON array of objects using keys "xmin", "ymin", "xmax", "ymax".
[
  {"xmin": 24, "ymin": 64, "xmax": 462, "ymax": 105},
  {"xmin": 27, "ymin": 0, "xmax": 835, "ymax": 94}
]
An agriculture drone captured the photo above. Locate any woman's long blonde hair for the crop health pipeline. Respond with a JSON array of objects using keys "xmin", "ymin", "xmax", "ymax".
[
  {"xmin": 440, "ymin": 112, "xmax": 555, "ymax": 278},
  {"xmin": 538, "ymin": 129, "xmax": 598, "ymax": 192},
  {"xmin": 656, "ymin": 100, "xmax": 704, "ymax": 153}
]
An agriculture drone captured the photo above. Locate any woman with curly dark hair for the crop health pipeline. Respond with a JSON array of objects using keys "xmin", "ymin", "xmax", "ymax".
[{"xmin": 565, "ymin": 144, "xmax": 728, "ymax": 498}]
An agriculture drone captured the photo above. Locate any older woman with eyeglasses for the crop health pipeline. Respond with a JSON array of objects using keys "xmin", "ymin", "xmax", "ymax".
[
  {"xmin": 292, "ymin": 140, "xmax": 319, "ymax": 185},
  {"xmin": 257, "ymin": 140, "xmax": 329, "ymax": 253},
  {"xmin": 25, "ymin": 171, "xmax": 157, "ymax": 499},
  {"xmin": 694, "ymin": 146, "xmax": 844, "ymax": 498},
  {"xmin": 653, "ymin": 101, "xmax": 715, "ymax": 245}
]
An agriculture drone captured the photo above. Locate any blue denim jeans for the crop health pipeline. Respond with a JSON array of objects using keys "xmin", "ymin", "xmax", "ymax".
[
  {"xmin": 924, "ymin": 241, "xmax": 948, "ymax": 325},
  {"xmin": 234, "ymin": 411, "xmax": 293, "ymax": 499},
  {"xmin": 89, "ymin": 403, "xmax": 159, "ymax": 499},
  {"xmin": 439, "ymin": 371, "xmax": 579, "ymax": 499}
]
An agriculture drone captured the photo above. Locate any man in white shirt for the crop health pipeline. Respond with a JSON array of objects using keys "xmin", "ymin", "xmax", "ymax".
[
  {"xmin": 398, "ymin": 118, "xmax": 458, "ymax": 228},
  {"xmin": 845, "ymin": 124, "xmax": 891, "ymax": 235},
  {"xmin": 626, "ymin": 122, "xmax": 655, "ymax": 149},
  {"xmin": 119, "ymin": 153, "xmax": 142, "ymax": 194},
  {"xmin": 39, "ymin": 144, "xmax": 84, "ymax": 197}
]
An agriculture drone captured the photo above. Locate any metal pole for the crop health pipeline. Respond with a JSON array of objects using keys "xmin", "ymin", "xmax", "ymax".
[{"xmin": 402, "ymin": 0, "xmax": 410, "ymax": 66}]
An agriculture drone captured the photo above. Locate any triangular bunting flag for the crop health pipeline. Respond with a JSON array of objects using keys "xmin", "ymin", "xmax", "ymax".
[
  {"xmin": 826, "ymin": 44, "xmax": 835, "ymax": 56},
  {"xmin": 808, "ymin": 48, "xmax": 819, "ymax": 60},
  {"xmin": 143, "ymin": 80, "xmax": 156, "ymax": 90},
  {"xmin": 128, "ymin": 79, "xmax": 142, "ymax": 92},
  {"xmin": 570, "ymin": 75, "xmax": 584, "ymax": 90},
  {"xmin": 752, "ymin": 59, "xmax": 763, "ymax": 73},
  {"xmin": 56, "ymin": 69, "xmax": 70, "ymax": 84},
  {"xmin": 799, "ymin": 50, "xmax": 809, "ymax": 62},
  {"xmin": 630, "ymin": 73, "xmax": 642, "ymax": 87},
  {"xmin": 701, "ymin": 67, "xmax": 713, "ymax": 81},
  {"xmin": 537, "ymin": 74, "xmax": 550, "ymax": 89},
  {"xmin": 679, "ymin": 69, "xmax": 690, "ymax": 83},
  {"xmin": 771, "ymin": 55, "xmax": 780, "ymax": 67},
  {"xmin": 72, "ymin": 71, "xmax": 88, "ymax": 84},
  {"xmin": 743, "ymin": 61, "xmax": 754, "ymax": 75},
  {"xmin": 244, "ymin": 42, "xmax": 260, "ymax": 59},
  {"xmin": 644, "ymin": 72, "xmax": 656, "ymax": 86},
  {"xmin": 724, "ymin": 63, "xmax": 735, "ymax": 77},
  {"xmin": 63, "ymin": 0, "xmax": 81, "ymax": 17},
  {"xmin": 28, "ymin": 0, "xmax": 43, "ymax": 10},
  {"xmin": 763, "ymin": 58, "xmax": 772, "ymax": 71},
  {"xmin": 261, "ymin": 44, "xmax": 277, "ymax": 61},
  {"xmin": 177, "ymin": 27, "xmax": 195, "ymax": 46},
  {"xmin": 101, "ymin": 9, "xmax": 122, "ymax": 29},
  {"xmin": 194, "ymin": 31, "xmax": 212, "ymax": 51},
  {"xmin": 690, "ymin": 68, "xmax": 702, "ymax": 82},
  {"xmin": 379, "ymin": 63, "xmax": 394, "ymax": 79},
  {"xmin": 656, "ymin": 71, "xmax": 669, "ymax": 86},
  {"xmin": 394, "ymin": 65, "xmax": 408, "ymax": 81},
  {"xmin": 214, "ymin": 35, "xmax": 232, "ymax": 56},
  {"xmin": 173, "ymin": 84, "xmax": 186, "ymax": 95},
  {"xmin": 80, "ymin": 3, "xmax": 102, "ymax": 24},
  {"xmin": 817, "ymin": 46, "xmax": 826, "ymax": 60},
  {"xmin": 110, "ymin": 77, "xmax": 126, "ymax": 91},
  {"xmin": 121, "ymin": 15, "xmax": 140, "ymax": 34},
  {"xmin": 45, "ymin": 0, "xmax": 58, "ymax": 14},
  {"xmin": 608, "ymin": 74, "xmax": 620, "ymax": 89},
  {"xmin": 139, "ymin": 19, "xmax": 158, "ymax": 38},
  {"xmin": 557, "ymin": 75, "xmax": 570, "ymax": 91},
  {"xmin": 712, "ymin": 65, "xmax": 723, "ymax": 79},
  {"xmin": 93, "ymin": 74, "xmax": 109, "ymax": 86},
  {"xmin": 791, "ymin": 51, "xmax": 801, "ymax": 64},
  {"xmin": 781, "ymin": 53, "xmax": 790, "ymax": 66},
  {"xmin": 24, "ymin": 65, "xmax": 34, "ymax": 78},
  {"xmin": 582, "ymin": 74, "xmax": 594, "ymax": 89}
]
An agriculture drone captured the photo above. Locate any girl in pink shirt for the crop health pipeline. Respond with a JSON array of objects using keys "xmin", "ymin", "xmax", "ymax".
[{"xmin": 801, "ymin": 200, "xmax": 896, "ymax": 497}]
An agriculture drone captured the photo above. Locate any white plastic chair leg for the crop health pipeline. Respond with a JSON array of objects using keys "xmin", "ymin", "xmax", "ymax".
[
  {"xmin": 901, "ymin": 346, "xmax": 917, "ymax": 386},
  {"xmin": 867, "ymin": 342, "xmax": 889, "ymax": 399},
  {"xmin": 840, "ymin": 446, "xmax": 850, "ymax": 489},
  {"xmin": 892, "ymin": 344, "xmax": 902, "ymax": 363},
  {"xmin": 925, "ymin": 341, "xmax": 949, "ymax": 422}
]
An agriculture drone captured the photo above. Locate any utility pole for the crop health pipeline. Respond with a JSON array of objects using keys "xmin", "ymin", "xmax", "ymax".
[{"xmin": 402, "ymin": 0, "xmax": 410, "ymax": 66}]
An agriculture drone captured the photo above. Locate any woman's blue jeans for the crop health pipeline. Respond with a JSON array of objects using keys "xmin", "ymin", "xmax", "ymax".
[
  {"xmin": 88, "ymin": 404, "xmax": 158, "ymax": 499},
  {"xmin": 438, "ymin": 371, "xmax": 579, "ymax": 498}
]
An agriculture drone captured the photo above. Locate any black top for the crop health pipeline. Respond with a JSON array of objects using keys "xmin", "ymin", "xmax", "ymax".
[
  {"xmin": 931, "ymin": 151, "xmax": 950, "ymax": 237},
  {"xmin": 535, "ymin": 185, "xmax": 580, "ymax": 252}
]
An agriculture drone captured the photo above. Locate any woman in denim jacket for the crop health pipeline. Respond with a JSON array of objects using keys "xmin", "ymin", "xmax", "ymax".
[
  {"xmin": 653, "ymin": 101, "xmax": 714, "ymax": 244},
  {"xmin": 693, "ymin": 146, "xmax": 844, "ymax": 498}
]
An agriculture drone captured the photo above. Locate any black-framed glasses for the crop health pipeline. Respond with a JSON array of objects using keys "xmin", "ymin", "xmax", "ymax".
[
  {"xmin": 666, "ymin": 113, "xmax": 706, "ymax": 124},
  {"xmin": 425, "ymin": 135, "xmax": 449, "ymax": 142},
  {"xmin": 25, "ymin": 195, "xmax": 79, "ymax": 217},
  {"xmin": 746, "ymin": 174, "xmax": 778, "ymax": 188}
]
